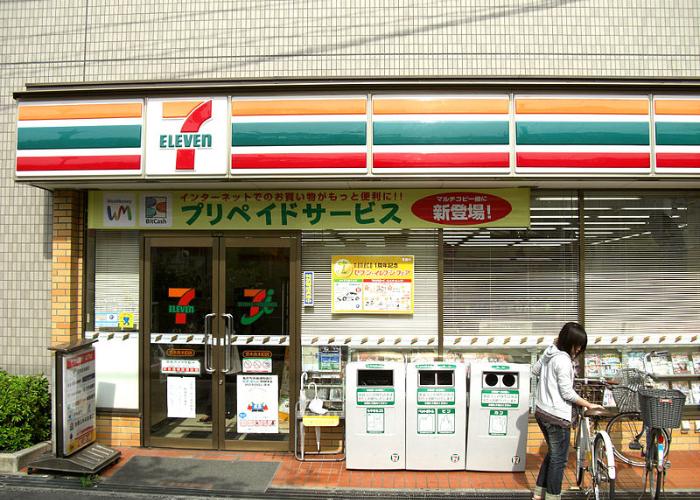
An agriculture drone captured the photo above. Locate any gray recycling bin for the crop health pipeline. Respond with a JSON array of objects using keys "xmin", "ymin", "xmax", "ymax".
[
  {"xmin": 345, "ymin": 361, "xmax": 406, "ymax": 469},
  {"xmin": 465, "ymin": 361, "xmax": 530, "ymax": 472},
  {"xmin": 406, "ymin": 361, "xmax": 467, "ymax": 470}
]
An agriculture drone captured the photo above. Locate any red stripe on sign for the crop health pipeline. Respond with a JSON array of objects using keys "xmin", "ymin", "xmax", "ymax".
[
  {"xmin": 16, "ymin": 155, "xmax": 141, "ymax": 171},
  {"xmin": 176, "ymin": 149, "xmax": 195, "ymax": 170},
  {"xmin": 656, "ymin": 153, "xmax": 700, "ymax": 168},
  {"xmin": 517, "ymin": 152, "xmax": 650, "ymax": 168},
  {"xmin": 374, "ymin": 152, "xmax": 510, "ymax": 168},
  {"xmin": 232, "ymin": 153, "xmax": 367, "ymax": 169}
]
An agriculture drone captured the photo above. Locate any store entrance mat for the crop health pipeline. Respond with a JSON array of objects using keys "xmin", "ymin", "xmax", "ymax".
[{"xmin": 104, "ymin": 456, "xmax": 279, "ymax": 493}]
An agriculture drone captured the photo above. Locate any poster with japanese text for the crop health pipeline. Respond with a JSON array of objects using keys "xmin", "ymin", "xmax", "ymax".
[
  {"xmin": 332, "ymin": 255, "xmax": 414, "ymax": 314},
  {"xmin": 236, "ymin": 375, "xmax": 279, "ymax": 434},
  {"xmin": 61, "ymin": 347, "xmax": 97, "ymax": 456}
]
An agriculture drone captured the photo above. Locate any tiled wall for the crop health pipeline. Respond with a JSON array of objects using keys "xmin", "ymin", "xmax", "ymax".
[{"xmin": 2, "ymin": 1, "xmax": 700, "ymax": 375}]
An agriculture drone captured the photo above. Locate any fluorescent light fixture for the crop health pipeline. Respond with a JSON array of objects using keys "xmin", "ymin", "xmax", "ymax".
[
  {"xmin": 585, "ymin": 221, "xmax": 646, "ymax": 225},
  {"xmin": 537, "ymin": 196, "xmax": 640, "ymax": 201},
  {"xmin": 531, "ymin": 215, "xmax": 581, "ymax": 219},
  {"xmin": 621, "ymin": 207, "xmax": 686, "ymax": 211},
  {"xmin": 532, "ymin": 222, "xmax": 570, "ymax": 226},
  {"xmin": 597, "ymin": 215, "xmax": 649, "ymax": 219}
]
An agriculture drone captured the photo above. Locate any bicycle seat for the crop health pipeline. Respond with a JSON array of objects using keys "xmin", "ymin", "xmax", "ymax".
[{"xmin": 583, "ymin": 407, "xmax": 613, "ymax": 419}]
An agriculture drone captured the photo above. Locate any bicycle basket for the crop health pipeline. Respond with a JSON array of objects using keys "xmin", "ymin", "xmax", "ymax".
[
  {"xmin": 575, "ymin": 381, "xmax": 605, "ymax": 406},
  {"xmin": 637, "ymin": 388, "xmax": 686, "ymax": 429},
  {"xmin": 611, "ymin": 385, "xmax": 639, "ymax": 413},
  {"xmin": 615, "ymin": 368, "xmax": 646, "ymax": 391}
]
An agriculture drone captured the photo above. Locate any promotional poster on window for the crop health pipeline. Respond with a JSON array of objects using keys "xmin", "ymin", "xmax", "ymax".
[
  {"xmin": 236, "ymin": 374, "xmax": 279, "ymax": 434},
  {"xmin": 332, "ymin": 255, "xmax": 414, "ymax": 314}
]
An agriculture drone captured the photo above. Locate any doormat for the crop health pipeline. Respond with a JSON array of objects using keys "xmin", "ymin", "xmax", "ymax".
[{"xmin": 104, "ymin": 456, "xmax": 279, "ymax": 493}]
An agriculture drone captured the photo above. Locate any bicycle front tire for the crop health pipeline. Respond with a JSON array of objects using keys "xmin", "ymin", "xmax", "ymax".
[{"xmin": 593, "ymin": 433, "xmax": 616, "ymax": 500}]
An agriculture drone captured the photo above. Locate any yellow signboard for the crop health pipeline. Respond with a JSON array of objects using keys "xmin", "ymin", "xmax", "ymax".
[
  {"xmin": 88, "ymin": 188, "xmax": 529, "ymax": 230},
  {"xmin": 332, "ymin": 255, "xmax": 414, "ymax": 315}
]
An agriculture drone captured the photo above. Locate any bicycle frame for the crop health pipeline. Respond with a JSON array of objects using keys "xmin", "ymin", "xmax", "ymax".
[{"xmin": 577, "ymin": 410, "xmax": 617, "ymax": 485}]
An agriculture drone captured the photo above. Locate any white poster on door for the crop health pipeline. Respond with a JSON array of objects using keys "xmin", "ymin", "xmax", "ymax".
[
  {"xmin": 167, "ymin": 376, "xmax": 196, "ymax": 418},
  {"xmin": 236, "ymin": 374, "xmax": 278, "ymax": 434}
]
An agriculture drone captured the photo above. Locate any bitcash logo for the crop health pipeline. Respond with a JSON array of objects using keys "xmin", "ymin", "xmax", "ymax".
[{"xmin": 159, "ymin": 100, "xmax": 213, "ymax": 170}]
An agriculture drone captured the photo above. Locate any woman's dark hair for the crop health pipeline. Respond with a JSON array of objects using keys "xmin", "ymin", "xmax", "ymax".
[{"xmin": 556, "ymin": 321, "xmax": 588, "ymax": 357}]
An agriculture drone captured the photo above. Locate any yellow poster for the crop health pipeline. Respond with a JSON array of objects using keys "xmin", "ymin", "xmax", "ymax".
[{"xmin": 332, "ymin": 255, "xmax": 414, "ymax": 315}]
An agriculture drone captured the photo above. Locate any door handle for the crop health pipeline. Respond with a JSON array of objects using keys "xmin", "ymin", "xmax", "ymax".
[
  {"xmin": 221, "ymin": 314, "xmax": 234, "ymax": 373},
  {"xmin": 204, "ymin": 313, "xmax": 216, "ymax": 373}
]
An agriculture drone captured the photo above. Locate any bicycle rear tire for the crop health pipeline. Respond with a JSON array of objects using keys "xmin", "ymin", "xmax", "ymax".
[
  {"xmin": 606, "ymin": 411, "xmax": 647, "ymax": 467},
  {"xmin": 574, "ymin": 420, "xmax": 586, "ymax": 487},
  {"xmin": 648, "ymin": 427, "xmax": 667, "ymax": 500}
]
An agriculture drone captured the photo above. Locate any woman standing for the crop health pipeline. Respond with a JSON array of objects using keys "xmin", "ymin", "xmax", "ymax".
[{"xmin": 531, "ymin": 322, "xmax": 604, "ymax": 500}]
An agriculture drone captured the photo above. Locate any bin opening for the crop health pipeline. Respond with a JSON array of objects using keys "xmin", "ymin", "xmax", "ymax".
[
  {"xmin": 502, "ymin": 373, "xmax": 517, "ymax": 388},
  {"xmin": 358, "ymin": 369, "xmax": 394, "ymax": 386},
  {"xmin": 483, "ymin": 372, "xmax": 519, "ymax": 388},
  {"xmin": 484, "ymin": 373, "xmax": 499, "ymax": 387},
  {"xmin": 419, "ymin": 370, "xmax": 454, "ymax": 386}
]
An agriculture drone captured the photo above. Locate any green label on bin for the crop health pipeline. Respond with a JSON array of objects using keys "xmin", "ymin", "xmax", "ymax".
[
  {"xmin": 481, "ymin": 389, "xmax": 518, "ymax": 408},
  {"xmin": 357, "ymin": 387, "xmax": 395, "ymax": 405},
  {"xmin": 417, "ymin": 387, "xmax": 455, "ymax": 405}
]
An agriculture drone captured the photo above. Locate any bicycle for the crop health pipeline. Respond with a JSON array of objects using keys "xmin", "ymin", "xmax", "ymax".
[
  {"xmin": 605, "ymin": 353, "xmax": 671, "ymax": 468},
  {"xmin": 572, "ymin": 378, "xmax": 617, "ymax": 500},
  {"xmin": 637, "ymin": 385, "xmax": 686, "ymax": 499}
]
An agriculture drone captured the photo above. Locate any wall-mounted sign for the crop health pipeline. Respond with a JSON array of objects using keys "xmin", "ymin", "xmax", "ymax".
[
  {"xmin": 242, "ymin": 350, "xmax": 273, "ymax": 373},
  {"xmin": 145, "ymin": 97, "xmax": 229, "ymax": 176},
  {"xmin": 332, "ymin": 255, "xmax": 414, "ymax": 314},
  {"xmin": 303, "ymin": 271, "xmax": 314, "ymax": 306},
  {"xmin": 161, "ymin": 359, "xmax": 201, "ymax": 375},
  {"xmin": 88, "ymin": 189, "xmax": 530, "ymax": 230},
  {"xmin": 166, "ymin": 348, "xmax": 195, "ymax": 357},
  {"xmin": 237, "ymin": 375, "xmax": 279, "ymax": 433}
]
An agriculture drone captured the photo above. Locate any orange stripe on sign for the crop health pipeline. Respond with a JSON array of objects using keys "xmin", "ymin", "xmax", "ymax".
[
  {"xmin": 373, "ymin": 98, "xmax": 509, "ymax": 115},
  {"xmin": 516, "ymin": 99, "xmax": 648, "ymax": 115},
  {"xmin": 18, "ymin": 103, "xmax": 142, "ymax": 120},
  {"xmin": 232, "ymin": 99, "xmax": 366, "ymax": 116},
  {"xmin": 162, "ymin": 101, "xmax": 204, "ymax": 118},
  {"xmin": 655, "ymin": 100, "xmax": 700, "ymax": 116},
  {"xmin": 168, "ymin": 288, "xmax": 191, "ymax": 297}
]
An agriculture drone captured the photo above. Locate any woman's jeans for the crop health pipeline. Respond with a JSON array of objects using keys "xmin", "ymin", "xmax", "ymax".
[{"xmin": 535, "ymin": 415, "xmax": 571, "ymax": 499}]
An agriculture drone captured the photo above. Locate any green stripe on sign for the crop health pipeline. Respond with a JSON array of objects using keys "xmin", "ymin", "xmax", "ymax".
[
  {"xmin": 516, "ymin": 122, "xmax": 649, "ymax": 145},
  {"xmin": 373, "ymin": 121, "xmax": 508, "ymax": 145},
  {"xmin": 232, "ymin": 121, "xmax": 366, "ymax": 146},
  {"xmin": 17, "ymin": 125, "xmax": 142, "ymax": 150},
  {"xmin": 656, "ymin": 122, "xmax": 700, "ymax": 146}
]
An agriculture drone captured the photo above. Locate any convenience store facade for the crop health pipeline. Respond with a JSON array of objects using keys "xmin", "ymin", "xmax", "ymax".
[{"xmin": 15, "ymin": 81, "xmax": 700, "ymax": 453}]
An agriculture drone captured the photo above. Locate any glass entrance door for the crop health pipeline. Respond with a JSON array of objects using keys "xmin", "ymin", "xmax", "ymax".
[{"xmin": 144, "ymin": 235, "xmax": 295, "ymax": 450}]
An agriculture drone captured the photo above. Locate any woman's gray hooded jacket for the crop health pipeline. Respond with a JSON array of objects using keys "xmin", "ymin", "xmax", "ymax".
[{"xmin": 532, "ymin": 344, "xmax": 579, "ymax": 422}]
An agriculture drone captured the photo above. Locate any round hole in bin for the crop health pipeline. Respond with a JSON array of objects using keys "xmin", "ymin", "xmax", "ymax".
[
  {"xmin": 484, "ymin": 373, "xmax": 499, "ymax": 387},
  {"xmin": 502, "ymin": 373, "xmax": 516, "ymax": 387}
]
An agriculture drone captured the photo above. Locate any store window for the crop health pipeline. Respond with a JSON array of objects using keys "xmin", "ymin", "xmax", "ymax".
[
  {"xmin": 85, "ymin": 230, "xmax": 141, "ymax": 410},
  {"xmin": 584, "ymin": 191, "xmax": 700, "ymax": 336},
  {"xmin": 443, "ymin": 190, "xmax": 579, "ymax": 357}
]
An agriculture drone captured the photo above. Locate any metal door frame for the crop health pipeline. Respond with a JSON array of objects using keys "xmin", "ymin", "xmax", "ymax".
[{"xmin": 141, "ymin": 232, "xmax": 300, "ymax": 451}]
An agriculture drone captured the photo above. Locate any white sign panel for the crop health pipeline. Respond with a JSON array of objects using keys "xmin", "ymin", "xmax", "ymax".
[
  {"xmin": 140, "ymin": 192, "xmax": 172, "ymax": 227},
  {"xmin": 161, "ymin": 358, "xmax": 201, "ymax": 375},
  {"xmin": 236, "ymin": 374, "xmax": 279, "ymax": 434},
  {"xmin": 167, "ymin": 376, "xmax": 196, "ymax": 418},
  {"xmin": 102, "ymin": 192, "xmax": 136, "ymax": 227},
  {"xmin": 145, "ymin": 96, "xmax": 229, "ymax": 176},
  {"xmin": 62, "ymin": 348, "xmax": 97, "ymax": 455}
]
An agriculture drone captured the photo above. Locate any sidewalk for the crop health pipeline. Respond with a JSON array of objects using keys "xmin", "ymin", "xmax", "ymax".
[{"xmin": 4, "ymin": 446, "xmax": 698, "ymax": 499}]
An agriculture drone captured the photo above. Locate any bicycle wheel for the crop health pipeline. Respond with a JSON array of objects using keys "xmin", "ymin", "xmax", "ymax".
[
  {"xmin": 606, "ymin": 411, "xmax": 647, "ymax": 467},
  {"xmin": 647, "ymin": 428, "xmax": 669, "ymax": 500},
  {"xmin": 574, "ymin": 420, "xmax": 586, "ymax": 487},
  {"xmin": 593, "ymin": 433, "xmax": 616, "ymax": 500}
]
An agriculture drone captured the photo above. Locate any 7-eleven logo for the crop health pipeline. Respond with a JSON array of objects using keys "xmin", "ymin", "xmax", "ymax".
[
  {"xmin": 168, "ymin": 288, "xmax": 195, "ymax": 324},
  {"xmin": 159, "ymin": 100, "xmax": 213, "ymax": 170}
]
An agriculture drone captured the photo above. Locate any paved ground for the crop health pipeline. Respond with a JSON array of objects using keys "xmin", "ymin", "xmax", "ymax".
[{"xmin": 2, "ymin": 446, "xmax": 700, "ymax": 499}]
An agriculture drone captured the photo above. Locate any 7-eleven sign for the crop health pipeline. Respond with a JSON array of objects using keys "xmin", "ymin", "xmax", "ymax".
[{"xmin": 146, "ymin": 96, "xmax": 228, "ymax": 176}]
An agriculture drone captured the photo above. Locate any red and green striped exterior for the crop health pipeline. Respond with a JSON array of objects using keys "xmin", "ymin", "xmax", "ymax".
[
  {"xmin": 230, "ymin": 97, "xmax": 368, "ymax": 174},
  {"xmin": 16, "ymin": 101, "xmax": 143, "ymax": 177},
  {"xmin": 655, "ymin": 98, "xmax": 700, "ymax": 173},
  {"xmin": 372, "ymin": 96, "xmax": 510, "ymax": 175},
  {"xmin": 515, "ymin": 97, "xmax": 651, "ymax": 174}
]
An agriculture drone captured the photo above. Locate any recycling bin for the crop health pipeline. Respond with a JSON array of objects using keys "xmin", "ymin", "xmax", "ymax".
[
  {"xmin": 406, "ymin": 361, "xmax": 467, "ymax": 470},
  {"xmin": 465, "ymin": 361, "xmax": 530, "ymax": 472},
  {"xmin": 345, "ymin": 361, "xmax": 406, "ymax": 469}
]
